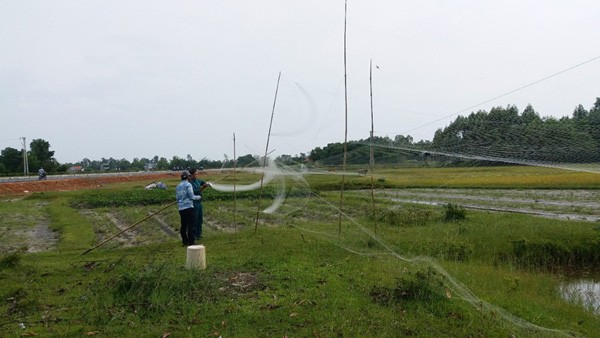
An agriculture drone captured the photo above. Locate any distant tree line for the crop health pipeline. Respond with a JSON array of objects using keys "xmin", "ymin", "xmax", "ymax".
[
  {"xmin": 0, "ymin": 138, "xmax": 303, "ymax": 175},
  {"xmin": 308, "ymin": 135, "xmax": 431, "ymax": 165},
  {"xmin": 432, "ymin": 97, "xmax": 600, "ymax": 163},
  {"xmin": 2, "ymin": 98, "xmax": 598, "ymax": 175},
  {"xmin": 308, "ymin": 97, "xmax": 600, "ymax": 165},
  {"xmin": 74, "ymin": 153, "xmax": 267, "ymax": 172},
  {"xmin": 0, "ymin": 138, "xmax": 272, "ymax": 175}
]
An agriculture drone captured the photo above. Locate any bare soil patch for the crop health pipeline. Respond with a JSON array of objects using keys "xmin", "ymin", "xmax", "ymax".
[
  {"xmin": 0, "ymin": 203, "xmax": 58, "ymax": 253},
  {"xmin": 0, "ymin": 172, "xmax": 176, "ymax": 195},
  {"xmin": 217, "ymin": 271, "xmax": 266, "ymax": 295}
]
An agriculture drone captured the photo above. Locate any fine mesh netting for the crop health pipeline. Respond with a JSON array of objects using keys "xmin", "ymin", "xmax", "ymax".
[{"xmin": 204, "ymin": 89, "xmax": 600, "ymax": 336}]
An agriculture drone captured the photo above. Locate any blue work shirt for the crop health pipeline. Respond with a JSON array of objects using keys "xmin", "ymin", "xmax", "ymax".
[
  {"xmin": 176, "ymin": 180, "xmax": 200, "ymax": 210},
  {"xmin": 191, "ymin": 178, "xmax": 206, "ymax": 205}
]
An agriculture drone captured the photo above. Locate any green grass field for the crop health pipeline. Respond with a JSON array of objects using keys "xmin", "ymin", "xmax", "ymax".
[{"xmin": 1, "ymin": 166, "xmax": 599, "ymax": 337}]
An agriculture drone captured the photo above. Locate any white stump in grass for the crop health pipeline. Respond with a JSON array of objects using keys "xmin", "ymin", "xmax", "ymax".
[{"xmin": 186, "ymin": 245, "xmax": 206, "ymax": 270}]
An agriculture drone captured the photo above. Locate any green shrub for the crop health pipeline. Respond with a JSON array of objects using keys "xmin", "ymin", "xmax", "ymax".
[{"xmin": 443, "ymin": 203, "xmax": 466, "ymax": 222}]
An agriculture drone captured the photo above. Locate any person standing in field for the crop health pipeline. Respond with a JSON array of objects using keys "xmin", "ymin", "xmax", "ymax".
[
  {"xmin": 189, "ymin": 168, "xmax": 211, "ymax": 240},
  {"xmin": 176, "ymin": 170, "xmax": 201, "ymax": 246}
]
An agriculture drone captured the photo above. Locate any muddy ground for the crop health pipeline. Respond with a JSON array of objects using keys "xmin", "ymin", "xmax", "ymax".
[
  {"xmin": 364, "ymin": 188, "xmax": 600, "ymax": 222},
  {"xmin": 0, "ymin": 173, "xmax": 176, "ymax": 254},
  {"xmin": 0, "ymin": 172, "xmax": 177, "ymax": 195},
  {"xmin": 0, "ymin": 172, "xmax": 241, "ymax": 254}
]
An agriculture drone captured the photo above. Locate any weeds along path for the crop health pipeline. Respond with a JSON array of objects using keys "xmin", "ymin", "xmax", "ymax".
[
  {"xmin": 78, "ymin": 208, "xmax": 178, "ymax": 250},
  {"xmin": 365, "ymin": 188, "xmax": 600, "ymax": 222}
]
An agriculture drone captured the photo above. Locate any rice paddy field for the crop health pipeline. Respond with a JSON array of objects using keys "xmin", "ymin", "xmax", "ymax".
[{"xmin": 1, "ymin": 165, "xmax": 599, "ymax": 337}]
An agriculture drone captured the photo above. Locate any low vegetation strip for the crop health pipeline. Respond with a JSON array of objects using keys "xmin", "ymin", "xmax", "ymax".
[{"xmin": 71, "ymin": 186, "xmax": 310, "ymax": 208}]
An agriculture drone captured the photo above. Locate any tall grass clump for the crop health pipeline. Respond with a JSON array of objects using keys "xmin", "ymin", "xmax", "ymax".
[
  {"xmin": 370, "ymin": 268, "xmax": 447, "ymax": 306},
  {"xmin": 510, "ymin": 239, "xmax": 600, "ymax": 270},
  {"xmin": 438, "ymin": 242, "xmax": 473, "ymax": 262},
  {"xmin": 443, "ymin": 203, "xmax": 466, "ymax": 222},
  {"xmin": 0, "ymin": 252, "xmax": 21, "ymax": 270},
  {"xmin": 369, "ymin": 205, "xmax": 434, "ymax": 226}
]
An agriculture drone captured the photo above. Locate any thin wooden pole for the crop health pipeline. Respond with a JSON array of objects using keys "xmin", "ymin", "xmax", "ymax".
[
  {"xmin": 338, "ymin": 0, "xmax": 348, "ymax": 235},
  {"xmin": 369, "ymin": 59, "xmax": 376, "ymax": 233},
  {"xmin": 233, "ymin": 132, "xmax": 237, "ymax": 232},
  {"xmin": 255, "ymin": 71, "xmax": 282, "ymax": 233},
  {"xmin": 81, "ymin": 201, "xmax": 176, "ymax": 255}
]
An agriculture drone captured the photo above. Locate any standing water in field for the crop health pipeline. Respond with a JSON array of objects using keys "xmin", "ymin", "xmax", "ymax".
[{"xmin": 559, "ymin": 278, "xmax": 600, "ymax": 315}]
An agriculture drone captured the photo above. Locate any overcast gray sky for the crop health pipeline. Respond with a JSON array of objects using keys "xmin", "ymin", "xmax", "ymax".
[{"xmin": 1, "ymin": 0, "xmax": 599, "ymax": 164}]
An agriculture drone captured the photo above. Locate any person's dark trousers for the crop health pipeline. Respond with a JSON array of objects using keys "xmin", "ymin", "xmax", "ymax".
[
  {"xmin": 193, "ymin": 201, "xmax": 203, "ymax": 239},
  {"xmin": 179, "ymin": 207, "xmax": 195, "ymax": 246}
]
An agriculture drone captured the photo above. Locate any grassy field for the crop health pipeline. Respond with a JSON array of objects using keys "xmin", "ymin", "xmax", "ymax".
[{"xmin": 1, "ymin": 166, "xmax": 599, "ymax": 337}]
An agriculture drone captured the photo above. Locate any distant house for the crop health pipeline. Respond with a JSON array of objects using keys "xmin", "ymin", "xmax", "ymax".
[{"xmin": 68, "ymin": 165, "xmax": 84, "ymax": 173}]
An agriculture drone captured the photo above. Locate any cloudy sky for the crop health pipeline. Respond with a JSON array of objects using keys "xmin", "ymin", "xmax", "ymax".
[{"xmin": 1, "ymin": 0, "xmax": 599, "ymax": 164}]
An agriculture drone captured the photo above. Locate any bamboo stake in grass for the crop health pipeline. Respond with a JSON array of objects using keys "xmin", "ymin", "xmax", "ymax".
[
  {"xmin": 255, "ymin": 71, "xmax": 282, "ymax": 233},
  {"xmin": 233, "ymin": 132, "xmax": 237, "ymax": 233}
]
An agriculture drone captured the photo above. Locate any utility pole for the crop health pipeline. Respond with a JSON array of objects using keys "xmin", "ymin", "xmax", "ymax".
[{"xmin": 21, "ymin": 137, "xmax": 29, "ymax": 177}]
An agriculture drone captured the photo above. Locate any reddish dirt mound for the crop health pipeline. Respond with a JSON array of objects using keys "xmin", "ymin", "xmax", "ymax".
[{"xmin": 0, "ymin": 172, "xmax": 177, "ymax": 195}]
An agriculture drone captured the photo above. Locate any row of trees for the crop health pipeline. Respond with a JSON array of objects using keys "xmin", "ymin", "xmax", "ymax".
[
  {"xmin": 2, "ymin": 98, "xmax": 598, "ymax": 174},
  {"xmin": 0, "ymin": 138, "xmax": 298, "ymax": 175},
  {"xmin": 432, "ymin": 98, "xmax": 600, "ymax": 163},
  {"xmin": 75, "ymin": 153, "xmax": 265, "ymax": 173},
  {"xmin": 0, "ymin": 139, "xmax": 61, "ymax": 175},
  {"xmin": 309, "ymin": 97, "xmax": 600, "ymax": 165},
  {"xmin": 308, "ymin": 135, "xmax": 430, "ymax": 165}
]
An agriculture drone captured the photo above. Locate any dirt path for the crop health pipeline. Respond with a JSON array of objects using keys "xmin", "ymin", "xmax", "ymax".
[{"xmin": 0, "ymin": 172, "xmax": 177, "ymax": 195}]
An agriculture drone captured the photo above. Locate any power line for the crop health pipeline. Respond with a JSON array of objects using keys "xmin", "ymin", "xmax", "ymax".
[
  {"xmin": 0, "ymin": 138, "xmax": 21, "ymax": 144},
  {"xmin": 404, "ymin": 54, "xmax": 600, "ymax": 134}
]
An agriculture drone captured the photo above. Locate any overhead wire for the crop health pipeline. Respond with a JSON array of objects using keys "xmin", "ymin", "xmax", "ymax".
[{"xmin": 402, "ymin": 54, "xmax": 600, "ymax": 135}]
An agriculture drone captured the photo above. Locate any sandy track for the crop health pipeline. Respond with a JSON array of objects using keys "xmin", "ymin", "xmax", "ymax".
[{"xmin": 0, "ymin": 172, "xmax": 177, "ymax": 195}]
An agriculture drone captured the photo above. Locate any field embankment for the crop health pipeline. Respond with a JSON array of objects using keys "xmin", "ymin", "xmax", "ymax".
[{"xmin": 0, "ymin": 172, "xmax": 176, "ymax": 195}]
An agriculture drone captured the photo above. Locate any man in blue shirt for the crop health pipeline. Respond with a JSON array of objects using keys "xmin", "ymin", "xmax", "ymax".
[{"xmin": 176, "ymin": 170, "xmax": 201, "ymax": 246}]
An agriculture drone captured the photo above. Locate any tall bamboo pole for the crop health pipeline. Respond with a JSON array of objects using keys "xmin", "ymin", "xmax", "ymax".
[
  {"xmin": 233, "ymin": 132, "xmax": 237, "ymax": 232},
  {"xmin": 369, "ymin": 59, "xmax": 376, "ymax": 233},
  {"xmin": 255, "ymin": 71, "xmax": 282, "ymax": 233},
  {"xmin": 338, "ymin": 0, "xmax": 348, "ymax": 235}
]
